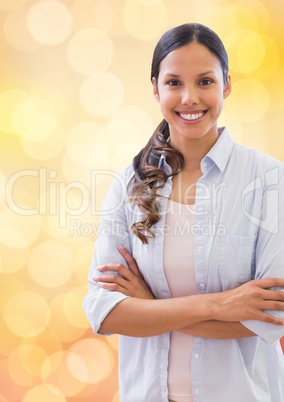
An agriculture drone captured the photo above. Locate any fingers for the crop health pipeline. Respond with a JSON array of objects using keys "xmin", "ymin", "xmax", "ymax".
[
  {"xmin": 117, "ymin": 245, "xmax": 142, "ymax": 278},
  {"xmin": 251, "ymin": 278, "xmax": 284, "ymax": 289}
]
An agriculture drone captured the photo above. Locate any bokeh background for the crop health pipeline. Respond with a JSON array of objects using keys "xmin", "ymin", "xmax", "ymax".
[{"xmin": 1, "ymin": 0, "xmax": 284, "ymax": 401}]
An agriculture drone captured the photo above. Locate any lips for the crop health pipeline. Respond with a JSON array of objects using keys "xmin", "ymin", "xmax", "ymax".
[{"xmin": 176, "ymin": 110, "xmax": 207, "ymax": 121}]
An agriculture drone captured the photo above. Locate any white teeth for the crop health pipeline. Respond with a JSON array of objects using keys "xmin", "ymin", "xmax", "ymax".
[{"xmin": 179, "ymin": 112, "xmax": 204, "ymax": 121}]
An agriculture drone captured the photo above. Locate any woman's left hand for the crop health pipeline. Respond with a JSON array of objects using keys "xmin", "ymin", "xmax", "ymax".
[{"xmin": 93, "ymin": 245, "xmax": 155, "ymax": 299}]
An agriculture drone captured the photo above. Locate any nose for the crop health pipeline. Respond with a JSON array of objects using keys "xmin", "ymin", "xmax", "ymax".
[{"xmin": 181, "ymin": 86, "xmax": 198, "ymax": 105}]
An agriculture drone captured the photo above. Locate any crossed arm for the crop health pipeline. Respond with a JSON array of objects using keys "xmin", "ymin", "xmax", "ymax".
[{"xmin": 93, "ymin": 245, "xmax": 284, "ymax": 339}]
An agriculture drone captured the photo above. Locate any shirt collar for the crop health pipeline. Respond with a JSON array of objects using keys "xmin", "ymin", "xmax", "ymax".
[
  {"xmin": 158, "ymin": 126, "xmax": 235, "ymax": 174},
  {"xmin": 204, "ymin": 127, "xmax": 235, "ymax": 172}
]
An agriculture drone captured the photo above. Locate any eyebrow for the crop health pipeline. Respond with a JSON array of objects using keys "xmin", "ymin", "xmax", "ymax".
[{"xmin": 164, "ymin": 70, "xmax": 216, "ymax": 78}]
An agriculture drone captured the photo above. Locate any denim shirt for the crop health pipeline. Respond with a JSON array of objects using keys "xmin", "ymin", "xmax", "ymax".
[{"xmin": 83, "ymin": 127, "xmax": 284, "ymax": 402}]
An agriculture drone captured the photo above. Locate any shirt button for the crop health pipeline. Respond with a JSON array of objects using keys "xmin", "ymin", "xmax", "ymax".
[
  {"xmin": 194, "ymin": 353, "xmax": 200, "ymax": 359},
  {"xmin": 194, "ymin": 389, "xmax": 200, "ymax": 395},
  {"xmin": 202, "ymin": 162, "xmax": 207, "ymax": 168},
  {"xmin": 200, "ymin": 283, "xmax": 206, "ymax": 290},
  {"xmin": 197, "ymin": 246, "xmax": 203, "ymax": 252}
]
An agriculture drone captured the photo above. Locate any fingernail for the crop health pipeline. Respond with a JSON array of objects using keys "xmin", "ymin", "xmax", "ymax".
[{"xmin": 118, "ymin": 244, "xmax": 124, "ymax": 250}]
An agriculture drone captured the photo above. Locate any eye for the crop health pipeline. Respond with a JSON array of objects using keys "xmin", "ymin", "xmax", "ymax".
[
  {"xmin": 167, "ymin": 80, "xmax": 181, "ymax": 86},
  {"xmin": 199, "ymin": 79, "xmax": 213, "ymax": 86}
]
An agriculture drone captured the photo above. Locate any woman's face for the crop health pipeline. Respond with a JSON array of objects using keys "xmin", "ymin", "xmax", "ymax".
[{"xmin": 152, "ymin": 42, "xmax": 231, "ymax": 145}]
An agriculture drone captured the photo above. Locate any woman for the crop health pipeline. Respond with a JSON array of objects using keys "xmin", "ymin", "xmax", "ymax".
[{"xmin": 83, "ymin": 23, "xmax": 284, "ymax": 402}]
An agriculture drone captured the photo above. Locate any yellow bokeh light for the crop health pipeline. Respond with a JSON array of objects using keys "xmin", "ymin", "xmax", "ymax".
[
  {"xmin": 0, "ymin": 207, "xmax": 41, "ymax": 247},
  {"xmin": 8, "ymin": 345, "xmax": 48, "ymax": 385},
  {"xmin": 21, "ymin": 123, "xmax": 66, "ymax": 161},
  {"xmin": 80, "ymin": 72, "xmax": 124, "ymax": 117},
  {"xmin": 67, "ymin": 28, "xmax": 113, "ymax": 76},
  {"xmin": 0, "ymin": 0, "xmax": 28, "ymax": 10},
  {"xmin": 227, "ymin": 0, "xmax": 270, "ymax": 32},
  {"xmin": 22, "ymin": 384, "xmax": 66, "ymax": 402},
  {"xmin": 42, "ymin": 351, "xmax": 86, "ymax": 397},
  {"xmin": 218, "ymin": 110, "xmax": 244, "ymax": 144},
  {"xmin": 0, "ymin": 89, "xmax": 28, "ymax": 134},
  {"xmin": 3, "ymin": 6, "xmax": 41, "ymax": 51},
  {"xmin": 63, "ymin": 286, "xmax": 90, "ymax": 329},
  {"xmin": 226, "ymin": 79, "xmax": 270, "ymax": 123},
  {"xmin": 0, "ymin": 237, "xmax": 28, "ymax": 274},
  {"xmin": 27, "ymin": 0, "xmax": 73, "ymax": 46},
  {"xmin": 106, "ymin": 334, "xmax": 119, "ymax": 352},
  {"xmin": 107, "ymin": 106, "xmax": 153, "ymax": 150},
  {"xmin": 27, "ymin": 240, "xmax": 74, "ymax": 288},
  {"xmin": 197, "ymin": 6, "xmax": 238, "ymax": 39},
  {"xmin": 65, "ymin": 121, "xmax": 109, "ymax": 167},
  {"xmin": 48, "ymin": 295, "xmax": 87, "ymax": 342},
  {"xmin": 123, "ymin": 0, "xmax": 168, "ymax": 41},
  {"xmin": 4, "ymin": 291, "xmax": 50, "ymax": 337},
  {"xmin": 67, "ymin": 338, "xmax": 114, "ymax": 383},
  {"xmin": 225, "ymin": 30, "xmax": 266, "ymax": 74},
  {"xmin": 265, "ymin": 68, "xmax": 284, "ymax": 113},
  {"xmin": 13, "ymin": 96, "xmax": 58, "ymax": 142}
]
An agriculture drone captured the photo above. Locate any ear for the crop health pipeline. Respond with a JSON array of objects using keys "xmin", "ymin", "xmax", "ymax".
[
  {"xmin": 152, "ymin": 77, "xmax": 160, "ymax": 103},
  {"xmin": 223, "ymin": 74, "xmax": 231, "ymax": 99}
]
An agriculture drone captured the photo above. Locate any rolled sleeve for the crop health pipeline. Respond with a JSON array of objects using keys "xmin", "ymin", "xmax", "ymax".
[
  {"xmin": 242, "ymin": 164, "xmax": 284, "ymax": 344},
  {"xmin": 82, "ymin": 167, "xmax": 133, "ymax": 335}
]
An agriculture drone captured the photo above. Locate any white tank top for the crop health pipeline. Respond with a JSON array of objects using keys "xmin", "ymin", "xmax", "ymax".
[{"xmin": 164, "ymin": 199, "xmax": 197, "ymax": 402}]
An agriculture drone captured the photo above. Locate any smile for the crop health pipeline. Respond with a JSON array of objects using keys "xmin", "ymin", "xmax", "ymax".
[{"xmin": 177, "ymin": 111, "xmax": 207, "ymax": 121}]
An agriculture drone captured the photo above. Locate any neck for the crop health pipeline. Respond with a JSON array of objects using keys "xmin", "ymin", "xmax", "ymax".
[{"xmin": 169, "ymin": 129, "xmax": 219, "ymax": 171}]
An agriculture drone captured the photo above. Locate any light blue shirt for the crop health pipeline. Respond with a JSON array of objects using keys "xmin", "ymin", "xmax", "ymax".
[{"xmin": 83, "ymin": 127, "xmax": 284, "ymax": 402}]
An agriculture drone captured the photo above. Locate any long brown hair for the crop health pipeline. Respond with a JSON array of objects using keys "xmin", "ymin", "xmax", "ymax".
[{"xmin": 129, "ymin": 23, "xmax": 229, "ymax": 244}]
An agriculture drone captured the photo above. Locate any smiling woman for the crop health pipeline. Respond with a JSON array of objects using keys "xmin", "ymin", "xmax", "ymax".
[{"xmin": 83, "ymin": 23, "xmax": 284, "ymax": 402}]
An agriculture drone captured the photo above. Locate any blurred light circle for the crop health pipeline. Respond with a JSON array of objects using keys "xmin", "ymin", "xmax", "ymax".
[
  {"xmin": 227, "ymin": 1, "xmax": 270, "ymax": 32},
  {"xmin": 123, "ymin": 0, "xmax": 168, "ymax": 41},
  {"xmin": 27, "ymin": 240, "xmax": 74, "ymax": 288},
  {"xmin": 67, "ymin": 28, "xmax": 113, "ymax": 76},
  {"xmin": 0, "ymin": 238, "xmax": 28, "ymax": 273},
  {"xmin": 0, "ymin": 89, "xmax": 28, "ymax": 134},
  {"xmin": 3, "ymin": 7, "xmax": 41, "ymax": 51},
  {"xmin": 226, "ymin": 79, "xmax": 270, "ymax": 122},
  {"xmin": 0, "ymin": 0, "xmax": 28, "ymax": 10},
  {"xmin": 8, "ymin": 345, "xmax": 48, "ymax": 385},
  {"xmin": 94, "ymin": 0, "xmax": 113, "ymax": 32},
  {"xmin": 226, "ymin": 3, "xmax": 258, "ymax": 31},
  {"xmin": 27, "ymin": 0, "xmax": 73, "ymax": 45},
  {"xmin": 106, "ymin": 334, "xmax": 119, "ymax": 352},
  {"xmin": 134, "ymin": 0, "xmax": 163, "ymax": 4},
  {"xmin": 196, "ymin": 6, "xmax": 238, "ymax": 38},
  {"xmin": 224, "ymin": 30, "xmax": 266, "ymax": 74},
  {"xmin": 107, "ymin": 106, "xmax": 153, "ymax": 150},
  {"xmin": 22, "ymin": 384, "xmax": 66, "ymax": 402},
  {"xmin": 219, "ymin": 110, "xmax": 244, "ymax": 143},
  {"xmin": 48, "ymin": 295, "xmax": 87, "ymax": 342},
  {"xmin": 79, "ymin": 72, "xmax": 124, "ymax": 117},
  {"xmin": 4, "ymin": 291, "xmax": 50, "ymax": 337},
  {"xmin": 0, "ymin": 226, "xmax": 28, "ymax": 249},
  {"xmin": 65, "ymin": 121, "xmax": 109, "ymax": 167},
  {"xmin": 13, "ymin": 97, "xmax": 58, "ymax": 142},
  {"xmin": 41, "ymin": 351, "xmax": 86, "ymax": 397},
  {"xmin": 0, "ymin": 207, "xmax": 41, "ymax": 246},
  {"xmin": 112, "ymin": 390, "xmax": 120, "ymax": 402},
  {"xmin": 63, "ymin": 287, "xmax": 90, "ymax": 328},
  {"xmin": 265, "ymin": 68, "xmax": 284, "ymax": 112},
  {"xmin": 21, "ymin": 123, "xmax": 66, "ymax": 161},
  {"xmin": 251, "ymin": 34, "xmax": 279, "ymax": 80},
  {"xmin": 21, "ymin": 329, "xmax": 62, "ymax": 357},
  {"xmin": 67, "ymin": 338, "xmax": 114, "ymax": 383}
]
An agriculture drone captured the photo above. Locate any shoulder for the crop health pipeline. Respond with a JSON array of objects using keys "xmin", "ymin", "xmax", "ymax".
[{"xmin": 232, "ymin": 142, "xmax": 284, "ymax": 172}]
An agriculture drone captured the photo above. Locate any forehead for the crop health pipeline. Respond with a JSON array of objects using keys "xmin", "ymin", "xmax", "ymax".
[{"xmin": 159, "ymin": 42, "xmax": 222, "ymax": 76}]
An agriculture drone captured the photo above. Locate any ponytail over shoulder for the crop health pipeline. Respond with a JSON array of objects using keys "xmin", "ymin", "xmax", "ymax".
[{"xmin": 128, "ymin": 120, "xmax": 184, "ymax": 244}]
